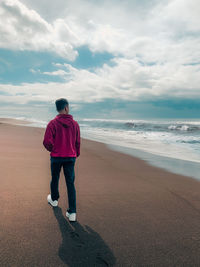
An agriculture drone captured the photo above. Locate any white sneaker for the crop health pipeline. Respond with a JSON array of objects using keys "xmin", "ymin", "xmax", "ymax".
[
  {"xmin": 66, "ymin": 211, "xmax": 76, "ymax": 222},
  {"xmin": 47, "ymin": 194, "xmax": 58, "ymax": 207}
]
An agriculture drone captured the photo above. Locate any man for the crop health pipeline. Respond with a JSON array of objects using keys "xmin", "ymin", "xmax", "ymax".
[{"xmin": 43, "ymin": 98, "xmax": 80, "ymax": 222}]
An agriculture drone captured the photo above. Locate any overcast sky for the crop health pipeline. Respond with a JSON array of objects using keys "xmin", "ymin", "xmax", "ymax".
[{"xmin": 0, "ymin": 0, "xmax": 200, "ymax": 119}]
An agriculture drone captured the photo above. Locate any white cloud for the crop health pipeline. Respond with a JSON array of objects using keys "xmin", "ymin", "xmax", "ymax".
[
  {"xmin": 0, "ymin": 0, "xmax": 200, "ymax": 104},
  {"xmin": 0, "ymin": 0, "xmax": 78, "ymax": 60},
  {"xmin": 43, "ymin": 69, "xmax": 69, "ymax": 77},
  {"xmin": 1, "ymin": 0, "xmax": 200, "ymax": 61},
  {"xmin": 1, "ymin": 57, "xmax": 200, "ymax": 105},
  {"xmin": 161, "ymin": 0, "xmax": 200, "ymax": 34}
]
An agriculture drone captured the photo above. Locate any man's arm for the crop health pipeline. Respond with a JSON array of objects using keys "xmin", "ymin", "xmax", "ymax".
[
  {"xmin": 75, "ymin": 123, "xmax": 80, "ymax": 157},
  {"xmin": 43, "ymin": 122, "xmax": 55, "ymax": 152}
]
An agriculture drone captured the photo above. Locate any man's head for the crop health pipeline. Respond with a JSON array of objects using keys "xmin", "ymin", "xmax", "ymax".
[{"xmin": 55, "ymin": 98, "xmax": 69, "ymax": 114}]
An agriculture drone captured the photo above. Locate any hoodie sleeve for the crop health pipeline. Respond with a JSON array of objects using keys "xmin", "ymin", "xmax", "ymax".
[
  {"xmin": 75, "ymin": 123, "xmax": 81, "ymax": 157},
  {"xmin": 43, "ymin": 121, "xmax": 55, "ymax": 152}
]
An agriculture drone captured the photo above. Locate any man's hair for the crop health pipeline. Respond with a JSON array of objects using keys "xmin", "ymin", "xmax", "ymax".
[{"xmin": 55, "ymin": 98, "xmax": 69, "ymax": 111}]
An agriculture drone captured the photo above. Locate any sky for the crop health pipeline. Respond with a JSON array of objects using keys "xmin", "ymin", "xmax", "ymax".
[{"xmin": 0, "ymin": 0, "xmax": 200, "ymax": 120}]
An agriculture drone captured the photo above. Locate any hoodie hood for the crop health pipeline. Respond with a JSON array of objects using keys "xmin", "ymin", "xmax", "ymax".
[{"xmin": 55, "ymin": 114, "xmax": 74, "ymax": 128}]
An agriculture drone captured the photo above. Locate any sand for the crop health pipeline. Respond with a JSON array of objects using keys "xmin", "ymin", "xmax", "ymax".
[{"xmin": 0, "ymin": 119, "xmax": 200, "ymax": 266}]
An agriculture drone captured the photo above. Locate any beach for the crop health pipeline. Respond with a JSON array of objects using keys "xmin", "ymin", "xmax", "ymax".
[{"xmin": 1, "ymin": 119, "xmax": 200, "ymax": 266}]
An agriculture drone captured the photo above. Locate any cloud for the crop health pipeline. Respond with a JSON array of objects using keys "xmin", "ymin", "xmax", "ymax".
[
  {"xmin": 161, "ymin": 0, "xmax": 200, "ymax": 34},
  {"xmin": 1, "ymin": 0, "xmax": 200, "ymax": 61},
  {"xmin": 0, "ymin": 0, "xmax": 199, "ymax": 106},
  {"xmin": 1, "ymin": 56, "xmax": 200, "ymax": 106},
  {"xmin": 42, "ymin": 69, "xmax": 68, "ymax": 77},
  {"xmin": 0, "ymin": 0, "xmax": 78, "ymax": 60}
]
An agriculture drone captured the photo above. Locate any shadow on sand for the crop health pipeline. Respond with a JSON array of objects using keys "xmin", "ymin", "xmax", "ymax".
[{"xmin": 53, "ymin": 207, "xmax": 116, "ymax": 266}]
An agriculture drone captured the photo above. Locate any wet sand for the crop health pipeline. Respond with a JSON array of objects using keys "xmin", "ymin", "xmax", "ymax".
[{"xmin": 0, "ymin": 120, "xmax": 200, "ymax": 266}]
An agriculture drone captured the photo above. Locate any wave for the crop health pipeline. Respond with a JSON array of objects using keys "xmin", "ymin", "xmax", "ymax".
[
  {"xmin": 168, "ymin": 124, "xmax": 200, "ymax": 131},
  {"xmin": 79, "ymin": 119, "xmax": 200, "ymax": 133},
  {"xmin": 0, "ymin": 116, "xmax": 48, "ymax": 128},
  {"xmin": 181, "ymin": 140, "xmax": 200, "ymax": 144},
  {"xmin": 79, "ymin": 118, "xmax": 200, "ymax": 163}
]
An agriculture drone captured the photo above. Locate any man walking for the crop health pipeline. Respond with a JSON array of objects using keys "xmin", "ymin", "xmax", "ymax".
[{"xmin": 43, "ymin": 98, "xmax": 80, "ymax": 222}]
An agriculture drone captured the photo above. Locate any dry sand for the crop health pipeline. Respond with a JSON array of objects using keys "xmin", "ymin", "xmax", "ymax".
[{"xmin": 0, "ymin": 120, "xmax": 200, "ymax": 266}]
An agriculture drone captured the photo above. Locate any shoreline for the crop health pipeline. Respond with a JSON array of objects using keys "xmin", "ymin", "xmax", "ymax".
[
  {"xmin": 108, "ymin": 143, "xmax": 200, "ymax": 181},
  {"xmin": 1, "ymin": 116, "xmax": 200, "ymax": 181},
  {"xmin": 1, "ymin": 120, "xmax": 200, "ymax": 265}
]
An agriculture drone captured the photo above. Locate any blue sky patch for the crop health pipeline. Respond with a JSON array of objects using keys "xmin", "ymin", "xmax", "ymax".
[
  {"xmin": 0, "ymin": 49, "xmax": 66, "ymax": 84},
  {"xmin": 0, "ymin": 46, "xmax": 115, "ymax": 84},
  {"xmin": 73, "ymin": 45, "xmax": 115, "ymax": 70}
]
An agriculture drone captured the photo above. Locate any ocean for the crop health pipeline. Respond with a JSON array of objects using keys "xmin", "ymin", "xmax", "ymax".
[{"xmin": 1, "ymin": 115, "xmax": 200, "ymax": 180}]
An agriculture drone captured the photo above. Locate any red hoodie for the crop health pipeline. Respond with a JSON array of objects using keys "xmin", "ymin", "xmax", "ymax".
[{"xmin": 43, "ymin": 114, "xmax": 80, "ymax": 157}]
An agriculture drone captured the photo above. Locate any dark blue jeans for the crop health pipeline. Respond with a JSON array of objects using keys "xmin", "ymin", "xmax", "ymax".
[{"xmin": 50, "ymin": 157, "xmax": 76, "ymax": 213}]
